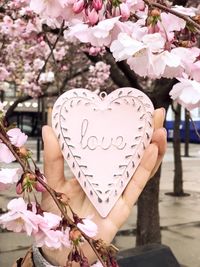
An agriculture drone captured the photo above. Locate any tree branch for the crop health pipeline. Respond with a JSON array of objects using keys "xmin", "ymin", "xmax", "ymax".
[
  {"xmin": 5, "ymin": 95, "xmax": 32, "ymax": 120},
  {"xmin": 149, "ymin": 78, "xmax": 177, "ymax": 109},
  {"xmin": 172, "ymin": 0, "xmax": 188, "ymax": 6},
  {"xmin": 0, "ymin": 128, "xmax": 115, "ymax": 267},
  {"xmin": 116, "ymin": 61, "xmax": 144, "ymax": 91},
  {"xmin": 36, "ymin": 21, "xmax": 65, "ymax": 83}
]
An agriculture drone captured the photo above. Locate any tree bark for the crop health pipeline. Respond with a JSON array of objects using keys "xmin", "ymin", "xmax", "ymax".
[
  {"xmin": 173, "ymin": 104, "xmax": 184, "ymax": 195},
  {"xmin": 135, "ymin": 78, "xmax": 173, "ymax": 246},
  {"xmin": 136, "ymin": 166, "xmax": 162, "ymax": 245},
  {"xmin": 184, "ymin": 109, "xmax": 190, "ymax": 157},
  {"xmin": 172, "ymin": 0, "xmax": 188, "ymax": 6}
]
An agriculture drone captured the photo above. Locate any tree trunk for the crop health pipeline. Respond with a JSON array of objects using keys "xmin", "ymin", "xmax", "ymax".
[
  {"xmin": 136, "ymin": 166, "xmax": 162, "ymax": 245},
  {"xmin": 0, "ymin": 90, "xmax": 4, "ymax": 102},
  {"xmin": 184, "ymin": 109, "xmax": 190, "ymax": 157},
  {"xmin": 135, "ymin": 78, "xmax": 172, "ymax": 246},
  {"xmin": 173, "ymin": 104, "xmax": 184, "ymax": 196}
]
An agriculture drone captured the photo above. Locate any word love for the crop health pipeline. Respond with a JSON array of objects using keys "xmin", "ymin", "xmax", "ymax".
[
  {"xmin": 52, "ymin": 88, "xmax": 154, "ymax": 217},
  {"xmin": 80, "ymin": 119, "xmax": 126, "ymax": 151}
]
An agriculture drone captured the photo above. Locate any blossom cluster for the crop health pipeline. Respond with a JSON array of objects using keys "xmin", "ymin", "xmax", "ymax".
[
  {"xmin": 1, "ymin": 1, "xmax": 199, "ymax": 109},
  {"xmin": 0, "ymin": 197, "xmax": 71, "ymax": 248},
  {"xmin": 0, "ymin": 106, "xmax": 98, "ymax": 254},
  {"xmin": 87, "ymin": 61, "xmax": 111, "ymax": 91},
  {"xmin": 0, "ymin": 3, "xmax": 70, "ymax": 97},
  {"xmin": 28, "ymin": 0, "xmax": 200, "ymax": 110},
  {"xmin": 0, "ymin": 196, "xmax": 97, "ymax": 249}
]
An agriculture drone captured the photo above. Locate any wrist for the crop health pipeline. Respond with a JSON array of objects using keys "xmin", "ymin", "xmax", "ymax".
[
  {"xmin": 34, "ymin": 245, "xmax": 102, "ymax": 267},
  {"xmin": 40, "ymin": 245, "xmax": 97, "ymax": 267}
]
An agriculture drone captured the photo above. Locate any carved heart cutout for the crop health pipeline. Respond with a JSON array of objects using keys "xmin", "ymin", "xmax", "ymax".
[{"xmin": 52, "ymin": 88, "xmax": 154, "ymax": 217}]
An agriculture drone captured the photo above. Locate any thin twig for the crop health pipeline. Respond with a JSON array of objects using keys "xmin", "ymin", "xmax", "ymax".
[
  {"xmin": 36, "ymin": 21, "xmax": 65, "ymax": 83},
  {"xmin": 143, "ymin": 0, "xmax": 200, "ymax": 34}
]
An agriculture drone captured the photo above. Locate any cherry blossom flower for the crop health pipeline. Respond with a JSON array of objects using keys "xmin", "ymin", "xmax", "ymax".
[
  {"xmin": 37, "ymin": 212, "xmax": 62, "ymax": 230},
  {"xmin": 171, "ymin": 5, "xmax": 197, "ymax": 16},
  {"xmin": 170, "ymin": 77, "xmax": 200, "ymax": 110},
  {"xmin": 127, "ymin": 0, "xmax": 145, "ymax": 13},
  {"xmin": 0, "ymin": 198, "xmax": 39, "ymax": 235},
  {"xmin": 111, "ymin": 32, "xmax": 181, "ymax": 78},
  {"xmin": 34, "ymin": 228, "xmax": 71, "ymax": 248},
  {"xmin": 34, "ymin": 212, "xmax": 70, "ymax": 248},
  {"xmin": 77, "ymin": 217, "xmax": 98, "ymax": 237},
  {"xmin": 7, "ymin": 128, "xmax": 28, "ymax": 147},
  {"xmin": 0, "ymin": 168, "xmax": 21, "ymax": 191},
  {"xmin": 157, "ymin": 12, "xmax": 186, "ymax": 41},
  {"xmin": 39, "ymin": 71, "xmax": 55, "ymax": 84},
  {"xmin": 190, "ymin": 61, "xmax": 200, "ymax": 82},
  {"xmin": 30, "ymin": 0, "xmax": 64, "ymax": 18},
  {"xmin": 67, "ymin": 17, "xmax": 120, "ymax": 47},
  {"xmin": 33, "ymin": 58, "xmax": 45, "ymax": 71},
  {"xmin": 0, "ymin": 197, "xmax": 68, "ymax": 248},
  {"xmin": 110, "ymin": 32, "xmax": 146, "ymax": 61},
  {"xmin": 163, "ymin": 47, "xmax": 200, "ymax": 78},
  {"xmin": 0, "ymin": 143, "xmax": 16, "ymax": 163}
]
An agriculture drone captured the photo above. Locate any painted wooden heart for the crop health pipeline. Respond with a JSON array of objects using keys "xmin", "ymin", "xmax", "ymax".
[{"xmin": 52, "ymin": 88, "xmax": 154, "ymax": 217}]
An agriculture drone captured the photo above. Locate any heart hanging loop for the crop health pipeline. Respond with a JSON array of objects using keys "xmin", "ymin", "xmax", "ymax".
[{"xmin": 99, "ymin": 91, "xmax": 107, "ymax": 100}]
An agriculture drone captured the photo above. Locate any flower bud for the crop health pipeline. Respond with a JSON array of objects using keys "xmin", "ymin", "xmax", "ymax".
[
  {"xmin": 148, "ymin": 24, "xmax": 159, "ymax": 34},
  {"xmin": 59, "ymin": 193, "xmax": 69, "ymax": 204},
  {"xmin": 19, "ymin": 146, "xmax": 29, "ymax": 157},
  {"xmin": 87, "ymin": 8, "xmax": 99, "ymax": 25},
  {"xmin": 88, "ymin": 46, "xmax": 101, "ymax": 56},
  {"xmin": 150, "ymin": 9, "xmax": 160, "ymax": 17},
  {"xmin": 16, "ymin": 180, "xmax": 23, "ymax": 194},
  {"xmin": 35, "ymin": 180, "xmax": 46, "ymax": 192},
  {"xmin": 73, "ymin": 0, "xmax": 85, "ymax": 14},
  {"xmin": 69, "ymin": 228, "xmax": 82, "ymax": 242},
  {"xmin": 119, "ymin": 3, "xmax": 130, "ymax": 21},
  {"xmin": 72, "ymin": 248, "xmax": 81, "ymax": 262},
  {"xmin": 80, "ymin": 256, "xmax": 89, "ymax": 267},
  {"xmin": 92, "ymin": 0, "xmax": 103, "ymax": 11},
  {"xmin": 110, "ymin": 257, "xmax": 119, "ymax": 267},
  {"xmin": 36, "ymin": 203, "xmax": 43, "ymax": 215},
  {"xmin": 27, "ymin": 203, "xmax": 33, "ymax": 211}
]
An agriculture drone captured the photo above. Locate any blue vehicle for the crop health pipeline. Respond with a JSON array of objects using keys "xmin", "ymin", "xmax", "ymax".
[{"xmin": 165, "ymin": 106, "xmax": 200, "ymax": 143}]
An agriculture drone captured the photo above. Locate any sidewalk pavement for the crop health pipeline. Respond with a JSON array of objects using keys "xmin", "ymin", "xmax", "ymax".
[{"xmin": 0, "ymin": 140, "xmax": 200, "ymax": 267}]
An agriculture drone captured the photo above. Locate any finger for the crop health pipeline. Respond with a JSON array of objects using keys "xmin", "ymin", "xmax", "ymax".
[
  {"xmin": 42, "ymin": 125, "xmax": 65, "ymax": 188},
  {"xmin": 153, "ymin": 108, "xmax": 166, "ymax": 130},
  {"xmin": 150, "ymin": 127, "xmax": 167, "ymax": 177},
  {"xmin": 123, "ymin": 143, "xmax": 158, "ymax": 208}
]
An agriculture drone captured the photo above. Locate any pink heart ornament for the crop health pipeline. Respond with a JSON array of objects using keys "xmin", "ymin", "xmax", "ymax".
[{"xmin": 52, "ymin": 87, "xmax": 154, "ymax": 217}]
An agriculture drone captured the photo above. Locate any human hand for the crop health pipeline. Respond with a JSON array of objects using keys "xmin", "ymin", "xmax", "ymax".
[{"xmin": 41, "ymin": 108, "xmax": 167, "ymax": 266}]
